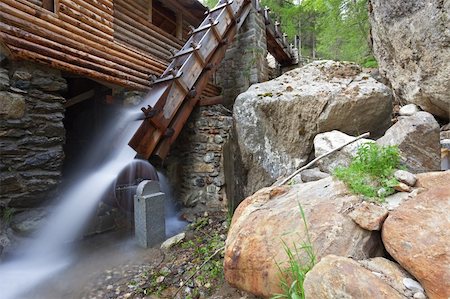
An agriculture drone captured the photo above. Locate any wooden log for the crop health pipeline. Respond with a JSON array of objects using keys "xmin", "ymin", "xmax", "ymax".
[
  {"xmin": 59, "ymin": 2, "xmax": 114, "ymax": 35},
  {"xmin": 0, "ymin": 0, "xmax": 165, "ymax": 71},
  {"xmin": 115, "ymin": 0, "xmax": 183, "ymax": 47},
  {"xmin": 58, "ymin": 7, "xmax": 113, "ymax": 41},
  {"xmin": 0, "ymin": 11, "xmax": 160, "ymax": 76},
  {"xmin": 1, "ymin": 32, "xmax": 151, "ymax": 86},
  {"xmin": 68, "ymin": 0, "xmax": 114, "ymax": 22},
  {"xmin": 8, "ymin": 46, "xmax": 149, "ymax": 90},
  {"xmin": 1, "ymin": 1, "xmax": 166, "ymax": 72},
  {"xmin": 84, "ymin": 0, "xmax": 113, "ymax": 15},
  {"xmin": 0, "ymin": 22, "xmax": 149, "ymax": 80},
  {"xmin": 113, "ymin": 10, "xmax": 182, "ymax": 52},
  {"xmin": 113, "ymin": 23, "xmax": 173, "ymax": 61},
  {"xmin": 113, "ymin": 17, "xmax": 179, "ymax": 55},
  {"xmin": 64, "ymin": 88, "xmax": 96, "ymax": 108}
]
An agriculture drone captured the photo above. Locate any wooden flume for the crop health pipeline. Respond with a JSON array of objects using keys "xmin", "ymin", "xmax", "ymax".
[{"xmin": 129, "ymin": 0, "xmax": 297, "ymax": 161}]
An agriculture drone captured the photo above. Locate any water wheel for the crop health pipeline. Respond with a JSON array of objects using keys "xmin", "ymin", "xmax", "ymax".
[{"xmin": 103, "ymin": 159, "xmax": 159, "ymax": 213}]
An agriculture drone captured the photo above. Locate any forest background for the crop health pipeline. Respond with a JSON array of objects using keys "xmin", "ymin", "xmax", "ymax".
[{"xmin": 202, "ymin": 0, "xmax": 377, "ymax": 67}]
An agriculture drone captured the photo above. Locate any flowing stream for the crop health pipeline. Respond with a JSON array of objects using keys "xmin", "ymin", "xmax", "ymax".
[{"xmin": 0, "ymin": 108, "xmax": 147, "ymax": 299}]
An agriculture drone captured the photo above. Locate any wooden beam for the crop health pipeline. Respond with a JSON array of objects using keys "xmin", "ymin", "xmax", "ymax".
[
  {"xmin": 197, "ymin": 95, "xmax": 224, "ymax": 106},
  {"xmin": 176, "ymin": 11, "xmax": 183, "ymax": 40},
  {"xmin": 64, "ymin": 88, "xmax": 96, "ymax": 108}
]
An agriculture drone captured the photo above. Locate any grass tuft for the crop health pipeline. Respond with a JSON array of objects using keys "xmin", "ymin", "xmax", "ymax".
[
  {"xmin": 333, "ymin": 143, "xmax": 401, "ymax": 200},
  {"xmin": 272, "ymin": 204, "xmax": 316, "ymax": 299}
]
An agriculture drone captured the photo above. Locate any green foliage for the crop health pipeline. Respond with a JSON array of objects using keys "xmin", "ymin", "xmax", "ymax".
[
  {"xmin": 272, "ymin": 204, "xmax": 316, "ymax": 299},
  {"xmin": 202, "ymin": 0, "xmax": 219, "ymax": 8},
  {"xmin": 333, "ymin": 143, "xmax": 401, "ymax": 200},
  {"xmin": 1, "ymin": 207, "xmax": 15, "ymax": 225},
  {"xmin": 262, "ymin": 0, "xmax": 375, "ymax": 65},
  {"xmin": 361, "ymin": 56, "xmax": 378, "ymax": 68}
]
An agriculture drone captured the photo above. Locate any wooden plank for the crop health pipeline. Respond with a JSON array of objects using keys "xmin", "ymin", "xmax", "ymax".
[
  {"xmin": 197, "ymin": 95, "xmax": 224, "ymax": 106},
  {"xmin": 64, "ymin": 88, "xmax": 96, "ymax": 108}
]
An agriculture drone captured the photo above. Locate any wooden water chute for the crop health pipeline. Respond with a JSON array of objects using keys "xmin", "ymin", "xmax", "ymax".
[
  {"xmin": 257, "ymin": 1, "xmax": 297, "ymax": 66},
  {"xmin": 128, "ymin": 0, "xmax": 253, "ymax": 160}
]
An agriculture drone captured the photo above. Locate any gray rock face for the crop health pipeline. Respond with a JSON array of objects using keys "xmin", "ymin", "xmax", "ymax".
[
  {"xmin": 11, "ymin": 209, "xmax": 49, "ymax": 236},
  {"xmin": 369, "ymin": 0, "xmax": 450, "ymax": 119},
  {"xmin": 224, "ymin": 177, "xmax": 383, "ymax": 297},
  {"xmin": 314, "ymin": 130, "xmax": 374, "ymax": 173},
  {"xmin": 377, "ymin": 112, "xmax": 440, "ymax": 173},
  {"xmin": 234, "ymin": 61, "xmax": 392, "ymax": 195},
  {"xmin": 0, "ymin": 63, "xmax": 66, "ymax": 208}
]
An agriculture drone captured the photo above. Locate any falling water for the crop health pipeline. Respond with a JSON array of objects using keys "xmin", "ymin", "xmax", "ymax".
[
  {"xmin": 158, "ymin": 172, "xmax": 188, "ymax": 237},
  {"xmin": 0, "ymin": 108, "xmax": 142, "ymax": 299}
]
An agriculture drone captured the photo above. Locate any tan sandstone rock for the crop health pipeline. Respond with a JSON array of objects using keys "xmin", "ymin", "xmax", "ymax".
[
  {"xmin": 348, "ymin": 201, "xmax": 389, "ymax": 231},
  {"xmin": 382, "ymin": 185, "xmax": 450, "ymax": 299},
  {"xmin": 303, "ymin": 255, "xmax": 406, "ymax": 299},
  {"xmin": 224, "ymin": 178, "xmax": 382, "ymax": 297}
]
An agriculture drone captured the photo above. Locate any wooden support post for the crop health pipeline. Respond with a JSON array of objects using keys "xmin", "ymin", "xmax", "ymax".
[
  {"xmin": 148, "ymin": 0, "xmax": 153, "ymax": 23},
  {"xmin": 176, "ymin": 11, "xmax": 183, "ymax": 40}
]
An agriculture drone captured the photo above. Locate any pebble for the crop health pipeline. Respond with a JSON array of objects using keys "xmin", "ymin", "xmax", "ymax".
[
  {"xmin": 413, "ymin": 292, "xmax": 426, "ymax": 299},
  {"xmin": 394, "ymin": 182, "xmax": 412, "ymax": 192},
  {"xmin": 394, "ymin": 170, "xmax": 417, "ymax": 186},
  {"xmin": 156, "ymin": 276, "xmax": 165, "ymax": 283},
  {"xmin": 403, "ymin": 277, "xmax": 424, "ymax": 292},
  {"xmin": 399, "ymin": 104, "xmax": 420, "ymax": 116}
]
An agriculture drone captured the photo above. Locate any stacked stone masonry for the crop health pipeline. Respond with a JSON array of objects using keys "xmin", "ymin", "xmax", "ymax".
[
  {"xmin": 0, "ymin": 58, "xmax": 67, "ymax": 208},
  {"xmin": 216, "ymin": 7, "xmax": 269, "ymax": 107},
  {"xmin": 166, "ymin": 105, "xmax": 233, "ymax": 210}
]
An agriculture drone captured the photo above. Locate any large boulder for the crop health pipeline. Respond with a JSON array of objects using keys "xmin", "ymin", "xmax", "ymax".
[
  {"xmin": 303, "ymin": 255, "xmax": 422, "ymax": 299},
  {"xmin": 224, "ymin": 177, "xmax": 383, "ymax": 297},
  {"xmin": 377, "ymin": 112, "xmax": 440, "ymax": 173},
  {"xmin": 382, "ymin": 174, "xmax": 450, "ymax": 299},
  {"xmin": 369, "ymin": 0, "xmax": 450, "ymax": 119},
  {"xmin": 233, "ymin": 60, "xmax": 392, "ymax": 195}
]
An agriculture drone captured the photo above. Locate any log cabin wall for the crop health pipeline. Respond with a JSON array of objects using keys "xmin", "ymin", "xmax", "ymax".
[{"xmin": 0, "ymin": 0, "xmax": 220, "ymax": 96}]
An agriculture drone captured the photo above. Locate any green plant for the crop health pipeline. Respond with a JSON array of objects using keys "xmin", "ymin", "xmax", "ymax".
[
  {"xmin": 333, "ymin": 143, "xmax": 401, "ymax": 200},
  {"xmin": 272, "ymin": 204, "xmax": 316, "ymax": 299},
  {"xmin": 361, "ymin": 57, "xmax": 378, "ymax": 68},
  {"xmin": 1, "ymin": 207, "xmax": 15, "ymax": 225}
]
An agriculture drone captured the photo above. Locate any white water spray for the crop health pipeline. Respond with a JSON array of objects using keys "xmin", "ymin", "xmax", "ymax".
[{"xmin": 0, "ymin": 108, "xmax": 141, "ymax": 299}]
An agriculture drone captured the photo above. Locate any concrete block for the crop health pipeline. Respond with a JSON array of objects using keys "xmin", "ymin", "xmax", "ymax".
[{"xmin": 134, "ymin": 180, "xmax": 166, "ymax": 248}]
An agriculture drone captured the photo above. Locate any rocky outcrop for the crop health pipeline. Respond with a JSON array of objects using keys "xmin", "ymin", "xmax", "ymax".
[
  {"xmin": 233, "ymin": 61, "xmax": 392, "ymax": 195},
  {"xmin": 377, "ymin": 112, "xmax": 440, "ymax": 173},
  {"xmin": 382, "ymin": 178, "xmax": 450, "ymax": 299},
  {"xmin": 303, "ymin": 255, "xmax": 415, "ymax": 299},
  {"xmin": 314, "ymin": 130, "xmax": 374, "ymax": 173},
  {"xmin": 369, "ymin": 0, "xmax": 450, "ymax": 119},
  {"xmin": 0, "ymin": 62, "xmax": 67, "ymax": 208},
  {"xmin": 224, "ymin": 177, "xmax": 382, "ymax": 297}
]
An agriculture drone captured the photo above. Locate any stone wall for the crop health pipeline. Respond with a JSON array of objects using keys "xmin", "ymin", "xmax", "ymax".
[
  {"xmin": 216, "ymin": 6, "xmax": 269, "ymax": 106},
  {"xmin": 165, "ymin": 105, "xmax": 233, "ymax": 211},
  {"xmin": 0, "ymin": 58, "xmax": 67, "ymax": 208}
]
